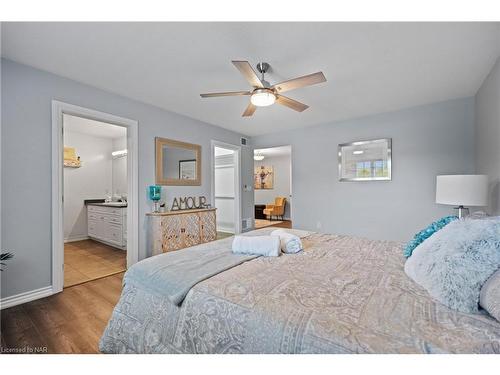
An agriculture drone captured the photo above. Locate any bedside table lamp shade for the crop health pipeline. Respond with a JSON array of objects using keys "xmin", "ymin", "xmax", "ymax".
[{"xmin": 436, "ymin": 175, "xmax": 488, "ymax": 218}]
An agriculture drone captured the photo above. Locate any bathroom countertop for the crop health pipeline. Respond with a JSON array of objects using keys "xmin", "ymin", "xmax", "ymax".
[
  {"xmin": 88, "ymin": 203, "xmax": 127, "ymax": 208},
  {"xmin": 84, "ymin": 199, "xmax": 127, "ymax": 208}
]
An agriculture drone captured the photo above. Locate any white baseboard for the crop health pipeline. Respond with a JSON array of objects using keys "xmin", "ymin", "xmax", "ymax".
[
  {"xmin": 64, "ymin": 235, "xmax": 89, "ymax": 243},
  {"xmin": 217, "ymin": 226, "xmax": 235, "ymax": 234},
  {"xmin": 1, "ymin": 286, "xmax": 54, "ymax": 310}
]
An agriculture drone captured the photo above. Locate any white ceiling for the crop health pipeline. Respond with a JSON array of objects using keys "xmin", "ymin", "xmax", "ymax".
[
  {"xmin": 3, "ymin": 22, "xmax": 500, "ymax": 136},
  {"xmin": 63, "ymin": 114, "xmax": 127, "ymax": 139}
]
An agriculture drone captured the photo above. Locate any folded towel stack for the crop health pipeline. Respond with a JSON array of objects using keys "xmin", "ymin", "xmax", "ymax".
[
  {"xmin": 271, "ymin": 229, "xmax": 303, "ymax": 254},
  {"xmin": 232, "ymin": 235, "xmax": 281, "ymax": 257}
]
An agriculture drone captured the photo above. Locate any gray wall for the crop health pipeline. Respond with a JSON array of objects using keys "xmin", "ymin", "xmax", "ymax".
[
  {"xmin": 63, "ymin": 130, "xmax": 113, "ymax": 241},
  {"xmin": 0, "ymin": 59, "xmax": 254, "ymax": 299},
  {"xmin": 475, "ymin": 57, "xmax": 500, "ymax": 215},
  {"xmin": 252, "ymin": 97, "xmax": 476, "ymax": 241}
]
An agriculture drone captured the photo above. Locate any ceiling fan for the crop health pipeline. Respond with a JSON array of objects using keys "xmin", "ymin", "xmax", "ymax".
[{"xmin": 200, "ymin": 61, "xmax": 326, "ymax": 117}]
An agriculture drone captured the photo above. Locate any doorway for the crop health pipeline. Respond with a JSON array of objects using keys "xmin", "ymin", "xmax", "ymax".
[
  {"xmin": 62, "ymin": 114, "xmax": 128, "ymax": 287},
  {"xmin": 52, "ymin": 101, "xmax": 138, "ymax": 295},
  {"xmin": 253, "ymin": 145, "xmax": 292, "ymax": 229},
  {"xmin": 211, "ymin": 140, "xmax": 242, "ymax": 238}
]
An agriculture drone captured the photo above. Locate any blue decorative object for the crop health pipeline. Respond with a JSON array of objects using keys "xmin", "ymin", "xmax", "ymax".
[
  {"xmin": 148, "ymin": 185, "xmax": 161, "ymax": 212},
  {"xmin": 148, "ymin": 185, "xmax": 161, "ymax": 201},
  {"xmin": 403, "ymin": 216, "xmax": 458, "ymax": 258}
]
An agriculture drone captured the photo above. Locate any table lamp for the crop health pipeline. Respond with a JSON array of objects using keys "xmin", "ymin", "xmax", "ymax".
[{"xmin": 436, "ymin": 175, "xmax": 488, "ymax": 218}]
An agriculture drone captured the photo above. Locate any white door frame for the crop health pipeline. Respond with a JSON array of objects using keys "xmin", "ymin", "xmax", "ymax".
[
  {"xmin": 51, "ymin": 100, "xmax": 139, "ymax": 294},
  {"xmin": 211, "ymin": 140, "xmax": 242, "ymax": 234}
]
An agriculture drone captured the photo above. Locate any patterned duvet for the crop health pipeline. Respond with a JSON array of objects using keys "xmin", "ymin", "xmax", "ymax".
[{"xmin": 99, "ymin": 231, "xmax": 500, "ymax": 353}]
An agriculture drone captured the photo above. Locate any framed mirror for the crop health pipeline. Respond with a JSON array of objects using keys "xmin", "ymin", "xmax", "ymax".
[
  {"xmin": 155, "ymin": 137, "xmax": 201, "ymax": 186},
  {"xmin": 338, "ymin": 138, "xmax": 392, "ymax": 181}
]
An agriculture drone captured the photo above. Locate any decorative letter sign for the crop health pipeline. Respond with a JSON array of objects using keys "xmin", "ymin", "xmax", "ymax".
[{"xmin": 171, "ymin": 196, "xmax": 208, "ymax": 211}]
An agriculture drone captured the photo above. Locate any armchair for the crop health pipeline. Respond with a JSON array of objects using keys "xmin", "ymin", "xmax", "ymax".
[{"xmin": 263, "ymin": 197, "xmax": 287, "ymax": 221}]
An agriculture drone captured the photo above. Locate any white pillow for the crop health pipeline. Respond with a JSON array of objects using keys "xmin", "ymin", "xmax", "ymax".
[
  {"xmin": 271, "ymin": 229, "xmax": 303, "ymax": 254},
  {"xmin": 480, "ymin": 268, "xmax": 500, "ymax": 322},
  {"xmin": 232, "ymin": 235, "xmax": 280, "ymax": 257}
]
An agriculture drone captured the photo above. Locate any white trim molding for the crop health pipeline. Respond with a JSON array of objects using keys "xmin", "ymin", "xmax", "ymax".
[
  {"xmin": 52, "ymin": 101, "xmax": 139, "ymax": 295},
  {"xmin": 0, "ymin": 286, "xmax": 54, "ymax": 310},
  {"xmin": 64, "ymin": 235, "xmax": 90, "ymax": 243}
]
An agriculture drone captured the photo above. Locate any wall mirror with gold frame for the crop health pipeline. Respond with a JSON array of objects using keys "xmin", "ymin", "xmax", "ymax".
[{"xmin": 155, "ymin": 137, "xmax": 201, "ymax": 186}]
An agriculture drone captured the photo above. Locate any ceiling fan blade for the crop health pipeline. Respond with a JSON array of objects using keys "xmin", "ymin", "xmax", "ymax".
[
  {"xmin": 272, "ymin": 72, "xmax": 326, "ymax": 94},
  {"xmin": 200, "ymin": 91, "xmax": 251, "ymax": 98},
  {"xmin": 276, "ymin": 95, "xmax": 309, "ymax": 112},
  {"xmin": 232, "ymin": 61, "xmax": 264, "ymax": 88},
  {"xmin": 242, "ymin": 102, "xmax": 257, "ymax": 117}
]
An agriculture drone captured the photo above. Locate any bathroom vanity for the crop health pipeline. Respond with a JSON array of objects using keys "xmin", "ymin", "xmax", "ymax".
[{"xmin": 87, "ymin": 202, "xmax": 127, "ymax": 250}]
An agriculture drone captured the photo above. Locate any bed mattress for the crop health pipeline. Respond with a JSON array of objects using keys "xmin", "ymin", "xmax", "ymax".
[{"xmin": 100, "ymin": 230, "xmax": 500, "ymax": 353}]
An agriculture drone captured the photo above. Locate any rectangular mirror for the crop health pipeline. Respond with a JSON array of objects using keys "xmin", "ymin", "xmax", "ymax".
[
  {"xmin": 338, "ymin": 138, "xmax": 392, "ymax": 181},
  {"xmin": 156, "ymin": 137, "xmax": 201, "ymax": 186}
]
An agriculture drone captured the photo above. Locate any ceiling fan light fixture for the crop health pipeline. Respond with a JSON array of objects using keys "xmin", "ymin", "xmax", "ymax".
[
  {"xmin": 254, "ymin": 150, "xmax": 265, "ymax": 161},
  {"xmin": 200, "ymin": 60, "xmax": 326, "ymax": 116},
  {"xmin": 250, "ymin": 88, "xmax": 276, "ymax": 107}
]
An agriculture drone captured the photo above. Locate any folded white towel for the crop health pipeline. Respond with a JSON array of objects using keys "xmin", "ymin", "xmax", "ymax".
[
  {"xmin": 271, "ymin": 229, "xmax": 303, "ymax": 254},
  {"xmin": 232, "ymin": 235, "xmax": 280, "ymax": 257}
]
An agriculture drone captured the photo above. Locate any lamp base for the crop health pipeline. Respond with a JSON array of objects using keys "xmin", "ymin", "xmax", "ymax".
[{"xmin": 454, "ymin": 205, "xmax": 470, "ymax": 219}]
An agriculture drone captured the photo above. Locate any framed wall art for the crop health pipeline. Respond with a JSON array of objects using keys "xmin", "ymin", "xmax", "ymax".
[
  {"xmin": 179, "ymin": 159, "xmax": 197, "ymax": 180},
  {"xmin": 254, "ymin": 165, "xmax": 274, "ymax": 189}
]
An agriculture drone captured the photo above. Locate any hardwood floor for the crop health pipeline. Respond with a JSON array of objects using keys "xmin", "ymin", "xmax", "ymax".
[
  {"xmin": 216, "ymin": 231, "xmax": 234, "ymax": 240},
  {"xmin": 64, "ymin": 240, "xmax": 126, "ymax": 288},
  {"xmin": 263, "ymin": 220, "xmax": 292, "ymax": 229},
  {"xmin": 1, "ymin": 273, "xmax": 124, "ymax": 354},
  {"xmin": 254, "ymin": 219, "xmax": 283, "ymax": 229}
]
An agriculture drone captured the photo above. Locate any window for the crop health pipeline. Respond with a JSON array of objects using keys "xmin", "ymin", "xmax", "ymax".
[
  {"xmin": 356, "ymin": 161, "xmax": 372, "ymax": 177},
  {"xmin": 355, "ymin": 160, "xmax": 388, "ymax": 178},
  {"xmin": 373, "ymin": 160, "xmax": 388, "ymax": 178}
]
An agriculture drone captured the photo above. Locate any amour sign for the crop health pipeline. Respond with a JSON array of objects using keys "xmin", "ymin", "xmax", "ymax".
[{"xmin": 171, "ymin": 196, "xmax": 208, "ymax": 211}]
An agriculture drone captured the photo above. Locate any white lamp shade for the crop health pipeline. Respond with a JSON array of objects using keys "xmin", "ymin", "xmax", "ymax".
[{"xmin": 436, "ymin": 175, "xmax": 489, "ymax": 206}]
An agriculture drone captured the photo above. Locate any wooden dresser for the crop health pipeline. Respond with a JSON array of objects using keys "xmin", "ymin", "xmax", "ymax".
[{"xmin": 147, "ymin": 208, "xmax": 217, "ymax": 256}]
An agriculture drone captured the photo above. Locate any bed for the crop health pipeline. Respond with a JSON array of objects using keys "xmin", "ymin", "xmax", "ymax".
[{"xmin": 99, "ymin": 228, "xmax": 500, "ymax": 354}]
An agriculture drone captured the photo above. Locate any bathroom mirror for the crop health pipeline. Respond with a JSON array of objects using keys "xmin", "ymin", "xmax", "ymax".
[{"xmin": 155, "ymin": 137, "xmax": 201, "ymax": 186}]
